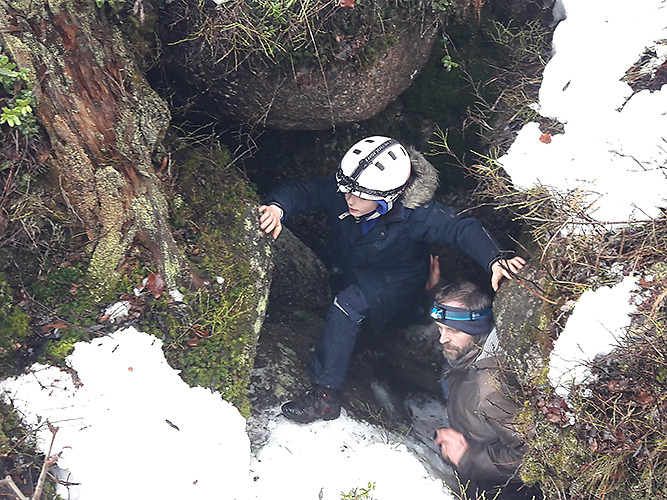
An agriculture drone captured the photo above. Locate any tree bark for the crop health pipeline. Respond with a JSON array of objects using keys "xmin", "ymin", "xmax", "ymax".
[{"xmin": 0, "ymin": 0, "xmax": 184, "ymax": 293}]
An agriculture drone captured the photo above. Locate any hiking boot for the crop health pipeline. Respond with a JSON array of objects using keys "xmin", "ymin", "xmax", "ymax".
[{"xmin": 282, "ymin": 385, "xmax": 341, "ymax": 424}]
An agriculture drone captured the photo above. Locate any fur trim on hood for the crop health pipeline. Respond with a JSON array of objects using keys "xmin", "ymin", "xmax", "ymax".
[{"xmin": 401, "ymin": 147, "xmax": 439, "ymax": 209}]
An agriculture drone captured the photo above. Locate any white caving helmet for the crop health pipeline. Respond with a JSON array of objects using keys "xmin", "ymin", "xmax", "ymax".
[{"xmin": 335, "ymin": 136, "xmax": 411, "ymax": 204}]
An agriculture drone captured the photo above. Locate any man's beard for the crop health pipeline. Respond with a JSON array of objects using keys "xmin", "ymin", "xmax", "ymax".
[{"xmin": 442, "ymin": 339, "xmax": 476, "ymax": 362}]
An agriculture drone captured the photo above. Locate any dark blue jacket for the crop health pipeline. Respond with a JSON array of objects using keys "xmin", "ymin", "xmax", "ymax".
[{"xmin": 265, "ymin": 175, "xmax": 503, "ymax": 329}]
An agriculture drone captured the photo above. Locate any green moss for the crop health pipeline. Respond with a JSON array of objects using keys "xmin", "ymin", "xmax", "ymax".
[
  {"xmin": 0, "ymin": 273, "xmax": 30, "ymax": 341},
  {"xmin": 519, "ymin": 411, "xmax": 591, "ymax": 493},
  {"xmin": 0, "ymin": 274, "xmax": 31, "ymax": 375},
  {"xmin": 41, "ymin": 330, "xmax": 81, "ymax": 365},
  {"xmin": 27, "ymin": 263, "xmax": 101, "ymax": 324},
  {"xmin": 139, "ymin": 141, "xmax": 269, "ymax": 417},
  {"xmin": 0, "ymin": 398, "xmax": 22, "ymax": 455},
  {"xmin": 0, "ymin": 306, "xmax": 30, "ymax": 346}
]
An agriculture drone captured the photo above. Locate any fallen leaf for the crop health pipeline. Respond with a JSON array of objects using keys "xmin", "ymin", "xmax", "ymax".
[
  {"xmin": 146, "ymin": 273, "xmax": 165, "ymax": 298},
  {"xmin": 634, "ymin": 388, "xmax": 654, "ymax": 405},
  {"xmin": 192, "ymin": 325, "xmax": 212, "ymax": 338},
  {"xmin": 539, "ymin": 133, "xmax": 552, "ymax": 144},
  {"xmin": 608, "ymin": 379, "xmax": 622, "ymax": 392},
  {"xmin": 339, "ymin": 0, "xmax": 354, "ymax": 6},
  {"xmin": 42, "ymin": 321, "xmax": 68, "ymax": 332}
]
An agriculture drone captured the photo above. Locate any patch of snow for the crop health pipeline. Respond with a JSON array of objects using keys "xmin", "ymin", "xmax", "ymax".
[
  {"xmin": 248, "ymin": 408, "xmax": 452, "ymax": 500},
  {"xmin": 0, "ymin": 328, "xmax": 250, "ymax": 500},
  {"xmin": 169, "ymin": 288, "xmax": 184, "ymax": 302},
  {"xmin": 1, "ymin": 328, "xmax": 454, "ymax": 500},
  {"xmin": 499, "ymin": 0, "xmax": 667, "ymax": 223},
  {"xmin": 548, "ymin": 276, "xmax": 638, "ymax": 396}
]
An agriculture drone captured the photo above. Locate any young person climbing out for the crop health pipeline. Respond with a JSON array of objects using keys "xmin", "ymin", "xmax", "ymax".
[{"xmin": 258, "ymin": 136, "xmax": 525, "ymax": 424}]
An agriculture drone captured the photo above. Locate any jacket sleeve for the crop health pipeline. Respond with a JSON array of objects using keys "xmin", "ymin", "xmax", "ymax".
[
  {"xmin": 409, "ymin": 201, "xmax": 505, "ymax": 272},
  {"xmin": 456, "ymin": 388, "xmax": 527, "ymax": 485},
  {"xmin": 262, "ymin": 176, "xmax": 335, "ymax": 219}
]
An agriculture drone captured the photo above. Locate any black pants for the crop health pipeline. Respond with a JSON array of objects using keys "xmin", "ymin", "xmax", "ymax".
[{"xmin": 310, "ymin": 283, "xmax": 369, "ymax": 389}]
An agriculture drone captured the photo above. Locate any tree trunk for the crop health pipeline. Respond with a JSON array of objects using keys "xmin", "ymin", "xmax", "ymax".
[{"xmin": 0, "ymin": 0, "xmax": 184, "ymax": 294}]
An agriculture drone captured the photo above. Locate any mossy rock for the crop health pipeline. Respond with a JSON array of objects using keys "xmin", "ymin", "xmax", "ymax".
[
  {"xmin": 158, "ymin": 144, "xmax": 274, "ymax": 417},
  {"xmin": 494, "ymin": 263, "xmax": 554, "ymax": 387}
]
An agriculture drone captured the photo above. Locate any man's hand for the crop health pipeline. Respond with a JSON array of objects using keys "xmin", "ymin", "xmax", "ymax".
[
  {"xmin": 434, "ymin": 427, "xmax": 469, "ymax": 466},
  {"xmin": 425, "ymin": 254, "xmax": 441, "ymax": 291},
  {"xmin": 490, "ymin": 256, "xmax": 526, "ymax": 291},
  {"xmin": 258, "ymin": 204, "xmax": 283, "ymax": 240}
]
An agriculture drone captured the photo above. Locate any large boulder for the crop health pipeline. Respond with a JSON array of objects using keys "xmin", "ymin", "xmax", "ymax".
[{"xmin": 158, "ymin": 1, "xmax": 439, "ymax": 130}]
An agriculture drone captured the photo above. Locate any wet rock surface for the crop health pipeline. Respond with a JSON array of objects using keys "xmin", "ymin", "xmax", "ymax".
[{"xmin": 266, "ymin": 227, "xmax": 332, "ymax": 316}]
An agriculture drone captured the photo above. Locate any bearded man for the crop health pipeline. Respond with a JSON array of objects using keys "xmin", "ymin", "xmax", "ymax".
[{"xmin": 431, "ymin": 281, "xmax": 541, "ymax": 500}]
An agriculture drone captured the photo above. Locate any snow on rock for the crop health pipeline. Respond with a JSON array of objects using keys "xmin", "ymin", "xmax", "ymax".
[
  {"xmin": 548, "ymin": 276, "xmax": 638, "ymax": 396},
  {"xmin": 0, "ymin": 327, "xmax": 250, "ymax": 500},
  {"xmin": 499, "ymin": 0, "xmax": 667, "ymax": 223}
]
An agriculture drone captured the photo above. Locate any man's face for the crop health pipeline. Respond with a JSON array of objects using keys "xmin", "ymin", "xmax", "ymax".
[
  {"xmin": 436, "ymin": 321, "xmax": 476, "ymax": 362},
  {"xmin": 344, "ymin": 193, "xmax": 379, "ymax": 217}
]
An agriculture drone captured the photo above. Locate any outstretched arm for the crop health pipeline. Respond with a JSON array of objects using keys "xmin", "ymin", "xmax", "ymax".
[{"xmin": 490, "ymin": 256, "xmax": 526, "ymax": 291}]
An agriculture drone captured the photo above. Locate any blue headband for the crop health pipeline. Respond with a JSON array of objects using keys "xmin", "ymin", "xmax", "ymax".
[{"xmin": 430, "ymin": 303, "xmax": 494, "ymax": 335}]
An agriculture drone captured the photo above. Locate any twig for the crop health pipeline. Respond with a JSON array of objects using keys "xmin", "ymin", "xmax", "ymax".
[
  {"xmin": 31, "ymin": 423, "xmax": 60, "ymax": 500},
  {"xmin": 497, "ymin": 261, "xmax": 558, "ymax": 305},
  {"xmin": 0, "ymin": 475, "xmax": 28, "ymax": 500},
  {"xmin": 649, "ymin": 287, "xmax": 667, "ymax": 322}
]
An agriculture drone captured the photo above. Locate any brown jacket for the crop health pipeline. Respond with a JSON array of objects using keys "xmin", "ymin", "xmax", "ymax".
[{"xmin": 445, "ymin": 332, "xmax": 534, "ymax": 498}]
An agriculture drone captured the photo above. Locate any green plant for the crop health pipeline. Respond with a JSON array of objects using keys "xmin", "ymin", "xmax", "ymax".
[
  {"xmin": 0, "ymin": 53, "xmax": 28, "ymax": 88},
  {"xmin": 440, "ymin": 36, "xmax": 460, "ymax": 71},
  {"xmin": 341, "ymin": 482, "xmax": 375, "ymax": 500},
  {"xmin": 0, "ymin": 91, "xmax": 32, "ymax": 128},
  {"xmin": 487, "ymin": 19, "xmax": 551, "ymax": 69},
  {"xmin": 441, "ymin": 54, "xmax": 459, "ymax": 71},
  {"xmin": 0, "ymin": 53, "xmax": 36, "ymax": 135},
  {"xmin": 432, "ymin": 0, "xmax": 454, "ymax": 13}
]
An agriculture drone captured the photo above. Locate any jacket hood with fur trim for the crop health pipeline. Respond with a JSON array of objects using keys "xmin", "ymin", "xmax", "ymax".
[{"xmin": 401, "ymin": 147, "xmax": 440, "ymax": 209}]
